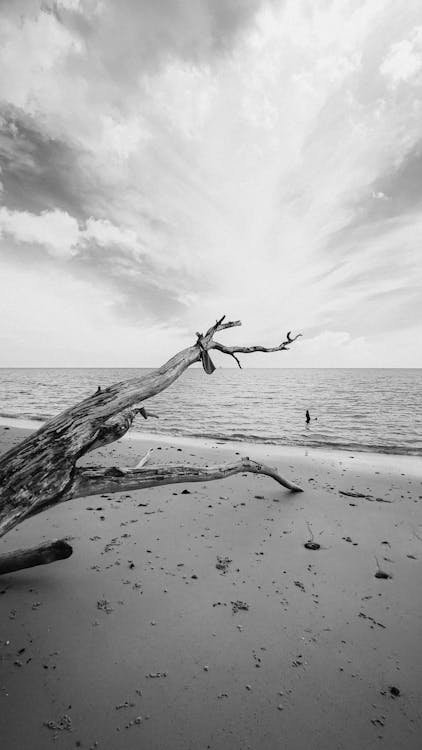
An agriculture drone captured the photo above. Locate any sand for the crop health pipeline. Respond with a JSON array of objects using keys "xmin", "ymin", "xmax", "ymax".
[{"xmin": 1, "ymin": 423, "xmax": 422, "ymax": 750}]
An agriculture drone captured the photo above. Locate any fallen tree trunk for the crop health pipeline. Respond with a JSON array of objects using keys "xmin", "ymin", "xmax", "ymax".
[
  {"xmin": 0, "ymin": 316, "xmax": 302, "ymax": 574},
  {"xmin": 72, "ymin": 457, "xmax": 303, "ymax": 498},
  {"xmin": 0, "ymin": 539, "xmax": 73, "ymax": 575}
]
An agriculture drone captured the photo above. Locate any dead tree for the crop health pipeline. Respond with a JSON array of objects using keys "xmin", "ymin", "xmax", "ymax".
[{"xmin": 0, "ymin": 317, "xmax": 302, "ymax": 575}]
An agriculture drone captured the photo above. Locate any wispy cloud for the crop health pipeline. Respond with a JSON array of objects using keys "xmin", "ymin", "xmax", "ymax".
[
  {"xmin": 1, "ymin": 0, "xmax": 422, "ymax": 365},
  {"xmin": 0, "ymin": 206, "xmax": 79, "ymax": 257}
]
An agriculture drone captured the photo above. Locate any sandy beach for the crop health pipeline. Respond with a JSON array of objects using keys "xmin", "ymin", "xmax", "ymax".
[{"xmin": 1, "ymin": 423, "xmax": 421, "ymax": 750}]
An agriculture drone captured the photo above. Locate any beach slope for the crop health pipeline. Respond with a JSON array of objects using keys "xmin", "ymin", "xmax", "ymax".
[{"xmin": 1, "ymin": 425, "xmax": 421, "ymax": 750}]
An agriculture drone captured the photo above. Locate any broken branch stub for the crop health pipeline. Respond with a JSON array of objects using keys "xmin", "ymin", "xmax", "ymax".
[
  {"xmin": 0, "ymin": 317, "xmax": 302, "ymax": 574},
  {"xmin": 0, "ymin": 539, "xmax": 73, "ymax": 576}
]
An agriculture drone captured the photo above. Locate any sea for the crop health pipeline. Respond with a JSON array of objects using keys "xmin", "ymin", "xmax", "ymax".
[{"xmin": 0, "ymin": 368, "xmax": 421, "ymax": 457}]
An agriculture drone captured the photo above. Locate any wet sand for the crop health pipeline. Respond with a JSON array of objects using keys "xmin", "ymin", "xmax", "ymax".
[{"xmin": 1, "ymin": 424, "xmax": 422, "ymax": 749}]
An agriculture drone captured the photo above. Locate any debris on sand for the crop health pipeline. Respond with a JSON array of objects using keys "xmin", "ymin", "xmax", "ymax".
[
  {"xmin": 374, "ymin": 557, "xmax": 393, "ymax": 580},
  {"xmin": 294, "ymin": 580, "xmax": 306, "ymax": 592},
  {"xmin": 304, "ymin": 521, "xmax": 321, "ymax": 550},
  {"xmin": 358, "ymin": 612, "xmax": 386, "ymax": 629},
  {"xmin": 339, "ymin": 490, "xmax": 368, "ymax": 498},
  {"xmin": 115, "ymin": 700, "xmax": 135, "ymax": 710},
  {"xmin": 97, "ymin": 599, "xmax": 114, "ymax": 614},
  {"xmin": 231, "ymin": 600, "xmax": 249, "ymax": 614},
  {"xmin": 371, "ymin": 717, "xmax": 385, "ymax": 728},
  {"xmin": 216, "ymin": 555, "xmax": 232, "ymax": 574},
  {"xmin": 389, "ymin": 686, "xmax": 400, "ymax": 698},
  {"xmin": 44, "ymin": 714, "xmax": 73, "ymax": 732}
]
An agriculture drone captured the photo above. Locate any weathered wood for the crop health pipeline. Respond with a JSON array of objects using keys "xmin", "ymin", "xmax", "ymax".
[
  {"xmin": 130, "ymin": 447, "xmax": 155, "ymax": 470},
  {"xmin": 0, "ymin": 539, "xmax": 73, "ymax": 575},
  {"xmin": 72, "ymin": 458, "xmax": 303, "ymax": 498},
  {"xmin": 0, "ymin": 317, "xmax": 302, "ymax": 574}
]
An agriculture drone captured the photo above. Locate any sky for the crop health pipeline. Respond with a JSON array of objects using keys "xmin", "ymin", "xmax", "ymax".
[{"xmin": 0, "ymin": 0, "xmax": 421, "ymax": 368}]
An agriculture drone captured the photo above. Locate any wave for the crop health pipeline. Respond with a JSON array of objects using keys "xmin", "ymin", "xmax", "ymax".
[
  {"xmin": 1, "ymin": 366, "xmax": 421, "ymax": 458},
  {"xmin": 128, "ymin": 424, "xmax": 422, "ymax": 456},
  {"xmin": 1, "ymin": 412, "xmax": 421, "ymax": 456},
  {"xmin": 0, "ymin": 410, "xmax": 51, "ymax": 421}
]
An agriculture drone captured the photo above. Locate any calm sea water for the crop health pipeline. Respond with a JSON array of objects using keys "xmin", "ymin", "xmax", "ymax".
[{"xmin": 0, "ymin": 368, "xmax": 421, "ymax": 456}]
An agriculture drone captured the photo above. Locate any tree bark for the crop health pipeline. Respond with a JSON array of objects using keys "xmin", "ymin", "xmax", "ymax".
[
  {"xmin": 72, "ymin": 457, "xmax": 302, "ymax": 499},
  {"xmin": 0, "ymin": 317, "xmax": 302, "ymax": 574},
  {"xmin": 0, "ymin": 539, "xmax": 73, "ymax": 575}
]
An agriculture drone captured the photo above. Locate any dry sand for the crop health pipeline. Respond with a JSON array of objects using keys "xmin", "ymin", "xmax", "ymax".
[{"xmin": 1, "ymin": 423, "xmax": 422, "ymax": 750}]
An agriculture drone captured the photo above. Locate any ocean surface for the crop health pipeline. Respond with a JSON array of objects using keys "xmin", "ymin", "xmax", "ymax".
[{"xmin": 0, "ymin": 368, "xmax": 421, "ymax": 456}]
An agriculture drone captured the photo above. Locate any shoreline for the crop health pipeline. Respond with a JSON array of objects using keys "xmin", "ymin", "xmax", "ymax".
[
  {"xmin": 1, "ymin": 415, "xmax": 421, "ymax": 473},
  {"xmin": 1, "ymin": 424, "xmax": 422, "ymax": 749}
]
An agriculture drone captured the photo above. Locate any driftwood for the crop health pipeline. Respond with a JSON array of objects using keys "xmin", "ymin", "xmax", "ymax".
[
  {"xmin": 0, "ymin": 316, "xmax": 302, "ymax": 575},
  {"xmin": 0, "ymin": 539, "xmax": 73, "ymax": 575}
]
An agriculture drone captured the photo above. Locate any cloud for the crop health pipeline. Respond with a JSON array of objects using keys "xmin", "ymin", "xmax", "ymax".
[
  {"xmin": 371, "ymin": 191, "xmax": 389, "ymax": 200},
  {"xmin": 0, "ymin": 207, "xmax": 146, "ymax": 261},
  {"xmin": 0, "ymin": 206, "xmax": 79, "ymax": 257},
  {"xmin": 0, "ymin": 259, "xmax": 190, "ymax": 366},
  {"xmin": 380, "ymin": 25, "xmax": 422, "ymax": 86},
  {"xmin": 0, "ymin": 106, "xmax": 91, "ymax": 217},
  {"xmin": 1, "ymin": 0, "xmax": 422, "ymax": 365},
  {"xmin": 0, "ymin": 200, "xmax": 204, "ymax": 322},
  {"xmin": 53, "ymin": 0, "xmax": 269, "ymax": 77},
  {"xmin": 81, "ymin": 218, "xmax": 141, "ymax": 252}
]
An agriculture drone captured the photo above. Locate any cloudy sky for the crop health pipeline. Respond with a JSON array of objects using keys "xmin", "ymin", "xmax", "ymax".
[{"xmin": 0, "ymin": 0, "xmax": 421, "ymax": 367}]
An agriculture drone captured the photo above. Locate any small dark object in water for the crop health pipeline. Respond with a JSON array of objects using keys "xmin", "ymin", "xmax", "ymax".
[{"xmin": 389, "ymin": 686, "xmax": 400, "ymax": 698}]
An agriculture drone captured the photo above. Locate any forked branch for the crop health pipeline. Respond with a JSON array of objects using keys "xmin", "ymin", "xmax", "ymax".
[
  {"xmin": 211, "ymin": 331, "xmax": 302, "ymax": 368},
  {"xmin": 0, "ymin": 315, "xmax": 302, "ymax": 575}
]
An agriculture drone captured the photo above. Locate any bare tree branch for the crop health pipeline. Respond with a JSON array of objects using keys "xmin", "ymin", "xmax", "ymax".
[
  {"xmin": 72, "ymin": 457, "xmax": 303, "ymax": 498},
  {"xmin": 0, "ymin": 539, "xmax": 73, "ymax": 575},
  {"xmin": 227, "ymin": 351, "xmax": 242, "ymax": 369},
  {"xmin": 0, "ymin": 316, "xmax": 302, "ymax": 574},
  {"xmin": 211, "ymin": 331, "xmax": 302, "ymax": 359}
]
